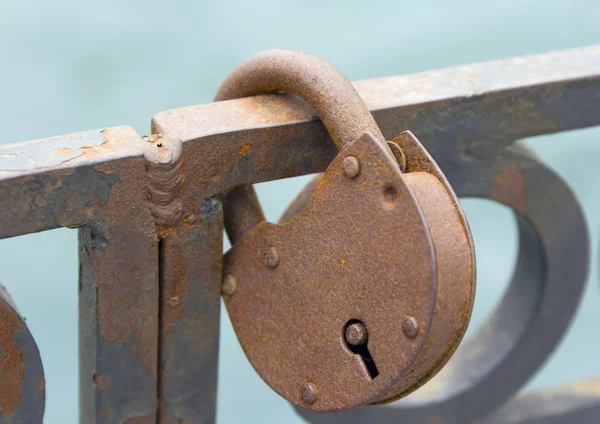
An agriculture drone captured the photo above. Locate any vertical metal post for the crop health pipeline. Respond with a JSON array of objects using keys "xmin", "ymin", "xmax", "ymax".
[
  {"xmin": 157, "ymin": 202, "xmax": 223, "ymax": 423},
  {"xmin": 144, "ymin": 134, "xmax": 224, "ymax": 424},
  {"xmin": 79, "ymin": 129, "xmax": 159, "ymax": 424}
]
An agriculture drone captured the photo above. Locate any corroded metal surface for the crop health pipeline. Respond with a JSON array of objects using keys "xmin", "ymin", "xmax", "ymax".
[
  {"xmin": 0, "ymin": 127, "xmax": 145, "ymax": 239},
  {"xmin": 371, "ymin": 131, "xmax": 475, "ymax": 403},
  {"xmin": 0, "ymin": 46, "xmax": 597, "ymax": 423},
  {"xmin": 296, "ymin": 143, "xmax": 589, "ymax": 423},
  {"xmin": 152, "ymin": 45, "xmax": 600, "ymax": 196},
  {"xmin": 223, "ymin": 131, "xmax": 475, "ymax": 411},
  {"xmin": 215, "ymin": 49, "xmax": 386, "ymax": 147},
  {"xmin": 214, "ymin": 48, "xmax": 390, "ymax": 245},
  {"xmin": 280, "ymin": 132, "xmax": 479, "ymax": 406},
  {"xmin": 79, "ymin": 129, "xmax": 159, "ymax": 424},
  {"xmin": 223, "ymin": 133, "xmax": 438, "ymax": 411},
  {"xmin": 153, "ymin": 206, "xmax": 223, "ymax": 424},
  {"xmin": 1, "ymin": 47, "xmax": 599, "ymax": 234},
  {"xmin": 223, "ymin": 185, "xmax": 265, "ymax": 245},
  {"xmin": 0, "ymin": 284, "xmax": 44, "ymax": 423},
  {"xmin": 217, "ymin": 50, "xmax": 474, "ymax": 411},
  {"xmin": 146, "ymin": 134, "xmax": 224, "ymax": 424},
  {"xmin": 0, "ymin": 128, "xmax": 160, "ymax": 424}
]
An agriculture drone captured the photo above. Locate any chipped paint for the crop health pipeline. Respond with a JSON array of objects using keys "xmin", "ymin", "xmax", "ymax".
[{"xmin": 0, "ymin": 130, "xmax": 106, "ymax": 171}]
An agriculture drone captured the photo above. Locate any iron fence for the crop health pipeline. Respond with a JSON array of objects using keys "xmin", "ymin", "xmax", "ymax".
[{"xmin": 1, "ymin": 45, "xmax": 599, "ymax": 423}]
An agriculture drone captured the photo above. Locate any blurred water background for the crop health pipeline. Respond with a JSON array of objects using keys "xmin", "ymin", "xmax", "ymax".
[{"xmin": 1, "ymin": 1, "xmax": 600, "ymax": 422}]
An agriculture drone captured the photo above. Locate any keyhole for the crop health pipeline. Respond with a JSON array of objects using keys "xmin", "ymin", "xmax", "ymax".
[{"xmin": 343, "ymin": 319, "xmax": 379, "ymax": 379}]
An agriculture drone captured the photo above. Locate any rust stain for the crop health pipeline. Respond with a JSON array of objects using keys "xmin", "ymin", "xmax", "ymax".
[
  {"xmin": 34, "ymin": 193, "xmax": 47, "ymax": 207},
  {"xmin": 490, "ymin": 162, "xmax": 526, "ymax": 214},
  {"xmin": 214, "ymin": 48, "xmax": 478, "ymax": 412},
  {"xmin": 56, "ymin": 147, "xmax": 72, "ymax": 155},
  {"xmin": 89, "ymin": 156, "xmax": 159, "ymax": 380},
  {"xmin": 223, "ymin": 131, "xmax": 474, "ymax": 411},
  {"xmin": 239, "ymin": 143, "xmax": 251, "ymax": 155},
  {"xmin": 0, "ymin": 300, "xmax": 25, "ymax": 416}
]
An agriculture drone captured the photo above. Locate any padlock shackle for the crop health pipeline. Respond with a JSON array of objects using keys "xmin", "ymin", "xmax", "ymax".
[
  {"xmin": 215, "ymin": 49, "xmax": 390, "ymax": 245},
  {"xmin": 215, "ymin": 49, "xmax": 385, "ymax": 149}
]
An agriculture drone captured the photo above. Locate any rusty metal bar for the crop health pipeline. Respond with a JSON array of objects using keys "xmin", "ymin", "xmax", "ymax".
[
  {"xmin": 155, "ymin": 209, "xmax": 223, "ymax": 424},
  {"xmin": 2, "ymin": 46, "xmax": 600, "ymax": 238},
  {"xmin": 151, "ymin": 44, "xmax": 600, "ymax": 192},
  {"xmin": 0, "ymin": 127, "xmax": 145, "ymax": 238},
  {"xmin": 141, "ymin": 133, "xmax": 225, "ymax": 424},
  {"xmin": 77, "ymin": 146, "xmax": 160, "ymax": 423},
  {"xmin": 0, "ymin": 127, "xmax": 161, "ymax": 423}
]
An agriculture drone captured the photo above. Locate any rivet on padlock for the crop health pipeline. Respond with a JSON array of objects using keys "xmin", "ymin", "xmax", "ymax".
[{"xmin": 215, "ymin": 49, "xmax": 476, "ymax": 412}]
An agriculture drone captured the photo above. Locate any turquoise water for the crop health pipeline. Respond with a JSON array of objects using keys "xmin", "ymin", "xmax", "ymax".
[{"xmin": 1, "ymin": 1, "xmax": 600, "ymax": 422}]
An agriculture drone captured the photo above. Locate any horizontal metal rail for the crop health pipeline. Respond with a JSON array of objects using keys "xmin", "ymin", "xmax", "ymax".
[
  {"xmin": 0, "ymin": 45, "xmax": 599, "ymax": 423},
  {"xmin": 2, "ymin": 45, "xmax": 600, "ymax": 238}
]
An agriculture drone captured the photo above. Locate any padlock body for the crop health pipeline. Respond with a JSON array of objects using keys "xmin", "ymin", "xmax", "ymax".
[{"xmin": 223, "ymin": 133, "xmax": 445, "ymax": 411}]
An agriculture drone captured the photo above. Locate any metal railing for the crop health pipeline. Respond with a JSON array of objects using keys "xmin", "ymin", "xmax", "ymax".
[{"xmin": 1, "ymin": 45, "xmax": 599, "ymax": 423}]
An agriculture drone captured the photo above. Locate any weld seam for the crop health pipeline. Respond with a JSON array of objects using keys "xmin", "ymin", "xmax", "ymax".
[{"xmin": 144, "ymin": 135, "xmax": 184, "ymax": 228}]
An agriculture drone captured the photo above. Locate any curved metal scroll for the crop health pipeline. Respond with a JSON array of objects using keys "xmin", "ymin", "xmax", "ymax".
[
  {"xmin": 0, "ymin": 283, "xmax": 45, "ymax": 423},
  {"xmin": 294, "ymin": 141, "xmax": 589, "ymax": 423}
]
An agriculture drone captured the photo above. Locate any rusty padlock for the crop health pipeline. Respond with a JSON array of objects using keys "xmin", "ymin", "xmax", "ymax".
[{"xmin": 216, "ymin": 50, "xmax": 475, "ymax": 412}]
